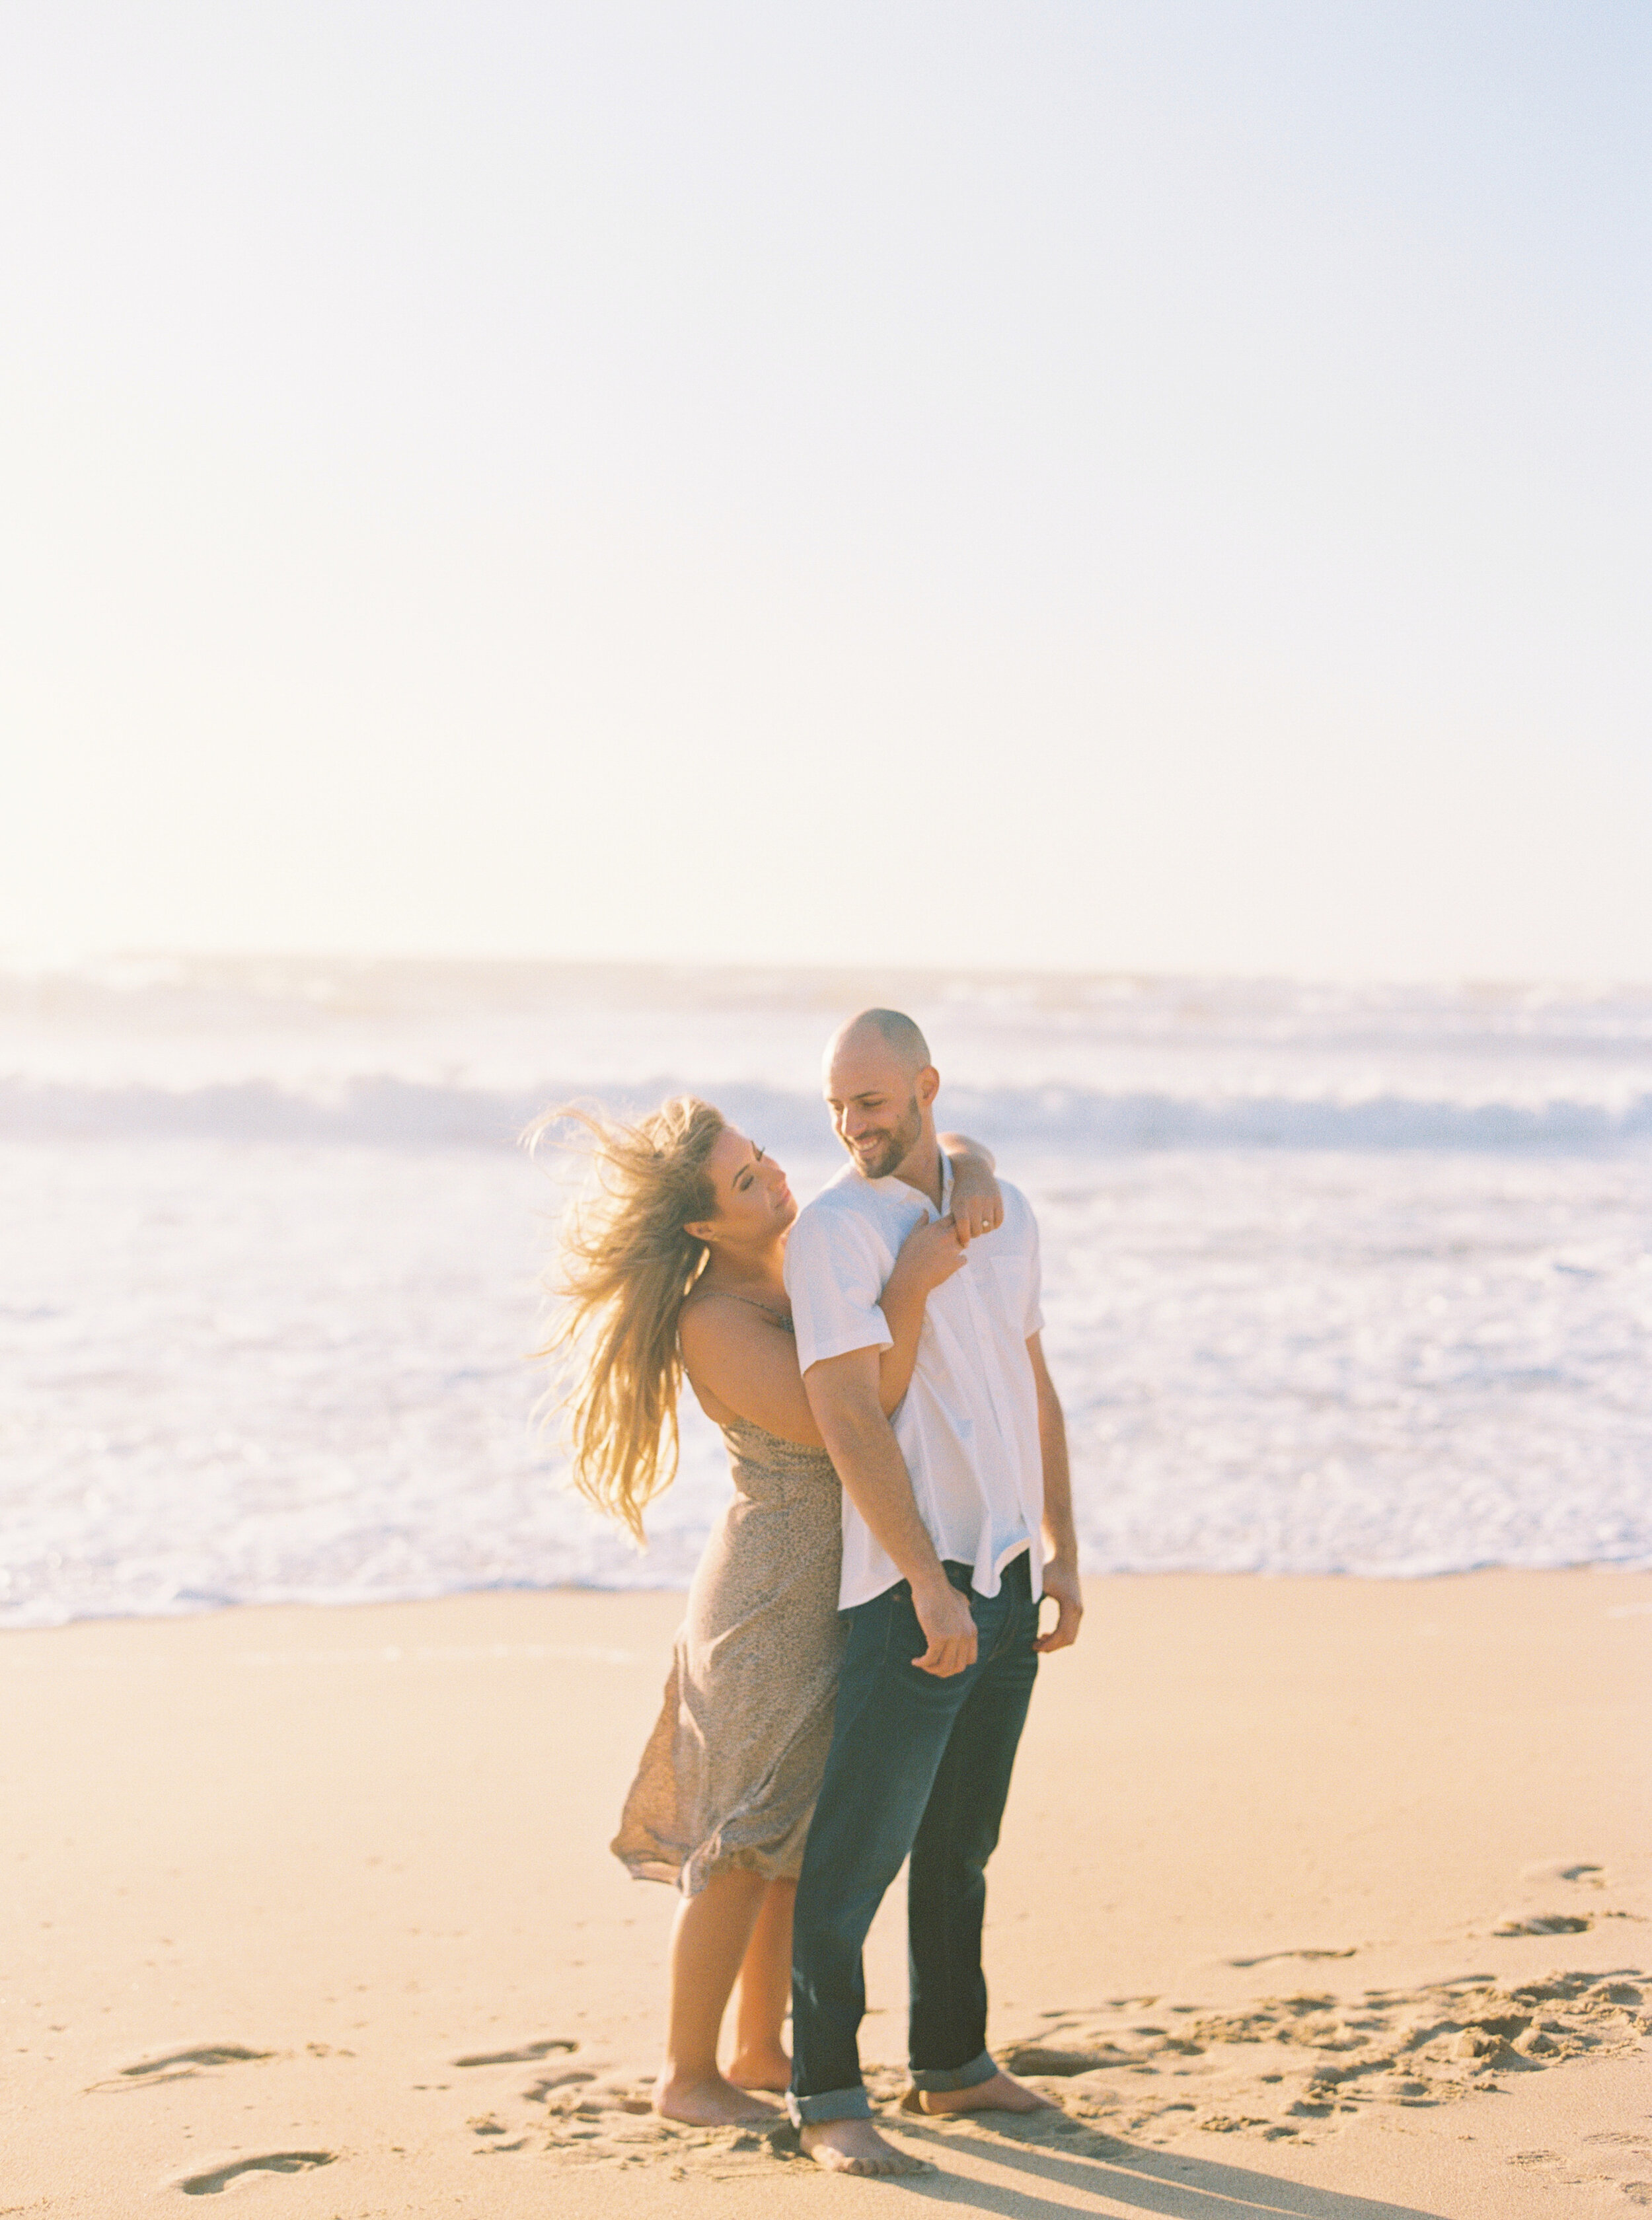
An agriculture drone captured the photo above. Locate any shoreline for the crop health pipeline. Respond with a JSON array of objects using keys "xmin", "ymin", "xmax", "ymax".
[
  {"xmin": 8, "ymin": 1553, "xmax": 1652, "ymax": 1643},
  {"xmin": 6, "ymin": 1570, "xmax": 1649, "ymax": 2215}
]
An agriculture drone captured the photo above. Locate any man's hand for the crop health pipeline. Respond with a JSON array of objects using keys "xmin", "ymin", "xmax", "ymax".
[
  {"xmin": 1034, "ymin": 1559, "xmax": 1084, "ymax": 1654},
  {"xmin": 911, "ymin": 1574, "xmax": 978, "ymax": 1676}
]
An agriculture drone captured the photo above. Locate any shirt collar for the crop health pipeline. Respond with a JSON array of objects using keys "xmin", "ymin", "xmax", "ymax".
[{"xmin": 864, "ymin": 1148, "xmax": 951, "ymax": 1220}]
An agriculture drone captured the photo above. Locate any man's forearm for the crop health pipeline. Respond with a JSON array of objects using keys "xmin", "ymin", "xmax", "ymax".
[
  {"xmin": 1032, "ymin": 1368, "xmax": 1084, "ymax": 1650},
  {"xmin": 1037, "ymin": 1382, "xmax": 1078, "ymax": 1561},
  {"xmin": 805, "ymin": 1352, "xmax": 979, "ymax": 1675},
  {"xmin": 807, "ymin": 1386, "xmax": 949, "ymax": 1596}
]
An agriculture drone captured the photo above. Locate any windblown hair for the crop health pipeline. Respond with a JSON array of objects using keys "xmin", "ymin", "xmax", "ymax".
[{"xmin": 528, "ymin": 1095, "xmax": 726, "ymax": 1545}]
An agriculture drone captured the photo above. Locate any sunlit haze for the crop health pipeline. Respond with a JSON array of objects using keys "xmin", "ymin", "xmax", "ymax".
[{"xmin": 4, "ymin": 2, "xmax": 1649, "ymax": 979}]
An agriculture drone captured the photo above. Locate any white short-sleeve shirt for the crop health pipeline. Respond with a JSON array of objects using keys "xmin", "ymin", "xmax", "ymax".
[{"xmin": 784, "ymin": 1154, "xmax": 1047, "ymax": 1611}]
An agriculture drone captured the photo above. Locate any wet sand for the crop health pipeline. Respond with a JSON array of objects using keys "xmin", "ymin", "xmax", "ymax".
[{"xmin": 4, "ymin": 1570, "xmax": 1649, "ymax": 2216}]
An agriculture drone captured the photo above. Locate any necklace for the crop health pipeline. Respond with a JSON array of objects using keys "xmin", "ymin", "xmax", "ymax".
[{"xmin": 703, "ymin": 1290, "xmax": 794, "ymax": 1335}]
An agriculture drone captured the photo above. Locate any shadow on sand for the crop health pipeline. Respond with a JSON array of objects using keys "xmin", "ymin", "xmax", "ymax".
[{"xmin": 887, "ymin": 2118, "xmax": 1448, "ymax": 2219}]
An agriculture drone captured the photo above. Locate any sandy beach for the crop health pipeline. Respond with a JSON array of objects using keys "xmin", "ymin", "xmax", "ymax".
[{"xmin": 5, "ymin": 1569, "xmax": 1649, "ymax": 2217}]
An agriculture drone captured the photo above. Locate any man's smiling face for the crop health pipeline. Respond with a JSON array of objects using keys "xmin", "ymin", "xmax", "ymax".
[{"xmin": 824, "ymin": 1031, "xmax": 927, "ymax": 1180}]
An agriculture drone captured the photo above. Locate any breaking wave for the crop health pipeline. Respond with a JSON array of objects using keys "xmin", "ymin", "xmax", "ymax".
[{"xmin": 7, "ymin": 1074, "xmax": 1652, "ymax": 1154}]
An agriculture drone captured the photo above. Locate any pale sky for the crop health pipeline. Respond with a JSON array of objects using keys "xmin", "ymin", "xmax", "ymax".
[{"xmin": 3, "ymin": 1, "xmax": 1649, "ymax": 980}]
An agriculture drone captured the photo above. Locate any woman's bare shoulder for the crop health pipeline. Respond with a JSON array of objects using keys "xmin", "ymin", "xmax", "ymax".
[
  {"xmin": 680, "ymin": 1288, "xmax": 811, "ymax": 1436},
  {"xmin": 679, "ymin": 1288, "xmax": 786, "ymax": 1353}
]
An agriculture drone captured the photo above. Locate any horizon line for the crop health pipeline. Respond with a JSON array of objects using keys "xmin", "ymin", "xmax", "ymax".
[{"xmin": 3, "ymin": 945, "xmax": 1651, "ymax": 997}]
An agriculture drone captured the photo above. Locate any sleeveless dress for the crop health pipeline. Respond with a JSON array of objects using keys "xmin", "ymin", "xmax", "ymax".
[{"xmin": 611, "ymin": 1417, "xmax": 846, "ymax": 1895}]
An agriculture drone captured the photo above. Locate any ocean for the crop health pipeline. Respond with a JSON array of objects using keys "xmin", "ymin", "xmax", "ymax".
[{"xmin": 3, "ymin": 955, "xmax": 1650, "ymax": 1627}]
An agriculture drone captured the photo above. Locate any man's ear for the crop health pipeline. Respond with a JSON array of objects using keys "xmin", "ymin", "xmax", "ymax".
[{"xmin": 916, "ymin": 1065, "xmax": 941, "ymax": 1109}]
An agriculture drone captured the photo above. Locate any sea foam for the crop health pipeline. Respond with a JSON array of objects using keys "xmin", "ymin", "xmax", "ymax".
[{"xmin": 3, "ymin": 957, "xmax": 1649, "ymax": 1625}]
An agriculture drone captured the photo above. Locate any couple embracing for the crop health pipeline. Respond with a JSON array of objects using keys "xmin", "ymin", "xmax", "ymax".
[{"xmin": 541, "ymin": 1009, "xmax": 1082, "ymax": 2175}]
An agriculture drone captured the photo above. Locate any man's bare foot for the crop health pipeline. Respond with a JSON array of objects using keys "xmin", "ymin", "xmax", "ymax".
[
  {"xmin": 653, "ymin": 2068, "xmax": 780, "ymax": 2126},
  {"xmin": 800, "ymin": 2119, "xmax": 927, "ymax": 2175},
  {"xmin": 726, "ymin": 2040, "xmax": 791, "ymax": 2092},
  {"xmin": 903, "ymin": 2069, "xmax": 1057, "ymax": 2116}
]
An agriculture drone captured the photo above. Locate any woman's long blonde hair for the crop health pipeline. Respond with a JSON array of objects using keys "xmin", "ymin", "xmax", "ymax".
[{"xmin": 529, "ymin": 1095, "xmax": 726, "ymax": 1545}]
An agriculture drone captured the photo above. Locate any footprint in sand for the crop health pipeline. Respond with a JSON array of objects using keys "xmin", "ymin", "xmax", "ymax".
[
  {"xmin": 1226, "ymin": 1948, "xmax": 1358, "ymax": 1969},
  {"xmin": 1500, "ymin": 1859, "xmax": 1620, "ymax": 1933},
  {"xmin": 469, "ymin": 2114, "xmax": 533, "ymax": 2153},
  {"xmin": 1507, "ymin": 2143, "xmax": 1652, "ymax": 2200},
  {"xmin": 178, "ymin": 2153, "xmax": 334, "ymax": 2196},
  {"xmin": 1000, "ymin": 2042, "xmax": 1131, "ymax": 2076},
  {"xmin": 523, "ymin": 2068, "xmax": 596, "ymax": 2102},
  {"xmin": 535, "ymin": 2080, "xmax": 804, "ymax": 2172},
  {"xmin": 531, "ymin": 1969, "xmax": 1649, "ymax": 2181},
  {"xmin": 93, "ymin": 2045, "xmax": 274, "ymax": 2092},
  {"xmin": 453, "ymin": 2037, "xmax": 578, "ymax": 2067},
  {"xmin": 1002, "ymin": 1967, "xmax": 1649, "ymax": 2148}
]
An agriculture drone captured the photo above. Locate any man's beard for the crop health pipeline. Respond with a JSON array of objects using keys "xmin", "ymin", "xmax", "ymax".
[{"xmin": 848, "ymin": 1093, "xmax": 922, "ymax": 1179}]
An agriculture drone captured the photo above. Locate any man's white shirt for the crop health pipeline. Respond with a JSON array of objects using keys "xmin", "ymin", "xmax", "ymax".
[{"xmin": 784, "ymin": 1154, "xmax": 1047, "ymax": 1612}]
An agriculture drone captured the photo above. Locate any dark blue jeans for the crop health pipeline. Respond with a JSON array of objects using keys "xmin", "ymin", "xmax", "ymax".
[{"xmin": 787, "ymin": 1554, "xmax": 1040, "ymax": 2124}]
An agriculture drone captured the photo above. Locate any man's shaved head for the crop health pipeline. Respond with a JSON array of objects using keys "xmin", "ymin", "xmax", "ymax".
[{"xmin": 828, "ymin": 1008, "xmax": 932, "ymax": 1079}]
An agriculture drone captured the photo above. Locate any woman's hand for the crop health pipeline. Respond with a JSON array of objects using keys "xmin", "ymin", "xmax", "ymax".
[
  {"xmin": 890, "ymin": 1212, "xmax": 971, "ymax": 1298},
  {"xmin": 948, "ymin": 1152, "xmax": 1003, "ymax": 1242}
]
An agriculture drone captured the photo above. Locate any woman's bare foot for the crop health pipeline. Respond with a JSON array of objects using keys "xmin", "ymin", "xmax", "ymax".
[
  {"xmin": 726, "ymin": 2040, "xmax": 791, "ymax": 2092},
  {"xmin": 653, "ymin": 2069, "xmax": 781, "ymax": 2126},
  {"xmin": 903, "ymin": 2069, "xmax": 1057, "ymax": 2116},
  {"xmin": 800, "ymin": 2120, "xmax": 927, "ymax": 2175}
]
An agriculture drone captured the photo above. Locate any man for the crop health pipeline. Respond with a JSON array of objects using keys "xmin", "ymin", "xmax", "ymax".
[{"xmin": 782, "ymin": 1008, "xmax": 1083, "ymax": 2176}]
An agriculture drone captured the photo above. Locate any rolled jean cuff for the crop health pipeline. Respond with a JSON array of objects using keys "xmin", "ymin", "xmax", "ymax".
[
  {"xmin": 786, "ymin": 2085, "xmax": 873, "ymax": 2126},
  {"xmin": 909, "ymin": 2049, "xmax": 997, "ymax": 2094}
]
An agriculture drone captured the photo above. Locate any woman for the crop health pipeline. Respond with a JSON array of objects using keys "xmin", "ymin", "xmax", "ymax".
[{"xmin": 537, "ymin": 1095, "xmax": 998, "ymax": 2126}]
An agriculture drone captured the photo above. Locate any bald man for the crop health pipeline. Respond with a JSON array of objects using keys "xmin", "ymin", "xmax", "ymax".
[{"xmin": 780, "ymin": 1010, "xmax": 1083, "ymax": 2175}]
